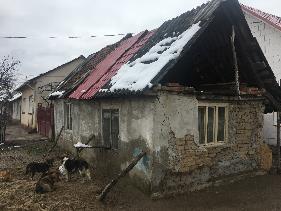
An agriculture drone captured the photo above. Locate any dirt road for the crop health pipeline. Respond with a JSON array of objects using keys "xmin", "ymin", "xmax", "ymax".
[{"xmin": 1, "ymin": 125, "xmax": 281, "ymax": 210}]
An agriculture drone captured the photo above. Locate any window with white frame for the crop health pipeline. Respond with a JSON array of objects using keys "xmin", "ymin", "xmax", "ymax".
[
  {"xmin": 198, "ymin": 104, "xmax": 228, "ymax": 144},
  {"xmin": 102, "ymin": 109, "xmax": 119, "ymax": 149},
  {"xmin": 64, "ymin": 103, "xmax": 72, "ymax": 130}
]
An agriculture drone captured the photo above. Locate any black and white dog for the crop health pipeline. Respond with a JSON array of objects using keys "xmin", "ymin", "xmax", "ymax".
[
  {"xmin": 59, "ymin": 157, "xmax": 91, "ymax": 181},
  {"xmin": 26, "ymin": 159, "xmax": 54, "ymax": 179}
]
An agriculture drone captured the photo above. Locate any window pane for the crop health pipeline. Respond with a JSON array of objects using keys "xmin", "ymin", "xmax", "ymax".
[
  {"xmin": 64, "ymin": 103, "xmax": 72, "ymax": 130},
  {"xmin": 69, "ymin": 104, "xmax": 72, "ymax": 130},
  {"xmin": 102, "ymin": 110, "xmax": 111, "ymax": 147},
  {"xmin": 198, "ymin": 107, "xmax": 205, "ymax": 144},
  {"xmin": 207, "ymin": 107, "xmax": 215, "ymax": 143},
  {"xmin": 111, "ymin": 110, "xmax": 119, "ymax": 149},
  {"xmin": 217, "ymin": 107, "xmax": 225, "ymax": 142},
  {"xmin": 28, "ymin": 95, "xmax": 33, "ymax": 113},
  {"xmin": 65, "ymin": 104, "xmax": 69, "ymax": 129}
]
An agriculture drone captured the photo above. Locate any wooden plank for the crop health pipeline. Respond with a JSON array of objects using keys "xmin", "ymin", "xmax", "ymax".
[{"xmin": 97, "ymin": 151, "xmax": 146, "ymax": 201}]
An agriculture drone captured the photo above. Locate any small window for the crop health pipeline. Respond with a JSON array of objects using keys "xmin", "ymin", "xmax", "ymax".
[
  {"xmin": 28, "ymin": 95, "xmax": 33, "ymax": 114},
  {"xmin": 64, "ymin": 103, "xmax": 72, "ymax": 130},
  {"xmin": 22, "ymin": 98, "xmax": 27, "ymax": 113},
  {"xmin": 198, "ymin": 104, "xmax": 227, "ymax": 144},
  {"xmin": 102, "ymin": 109, "xmax": 119, "ymax": 149}
]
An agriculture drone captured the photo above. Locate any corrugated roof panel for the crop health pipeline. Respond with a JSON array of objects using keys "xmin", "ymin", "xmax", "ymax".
[
  {"xmin": 69, "ymin": 31, "xmax": 147, "ymax": 99},
  {"xmin": 241, "ymin": 4, "xmax": 281, "ymax": 32},
  {"xmin": 80, "ymin": 30, "xmax": 156, "ymax": 99}
]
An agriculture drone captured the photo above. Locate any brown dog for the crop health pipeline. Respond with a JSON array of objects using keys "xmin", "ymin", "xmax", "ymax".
[
  {"xmin": 0, "ymin": 169, "xmax": 11, "ymax": 182},
  {"xmin": 35, "ymin": 169, "xmax": 60, "ymax": 194}
]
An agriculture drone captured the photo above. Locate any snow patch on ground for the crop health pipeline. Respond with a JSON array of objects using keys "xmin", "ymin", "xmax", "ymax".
[
  {"xmin": 109, "ymin": 22, "xmax": 201, "ymax": 92},
  {"xmin": 74, "ymin": 141, "xmax": 92, "ymax": 148}
]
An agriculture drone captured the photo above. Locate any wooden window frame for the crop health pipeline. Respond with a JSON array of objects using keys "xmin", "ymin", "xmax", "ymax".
[
  {"xmin": 101, "ymin": 109, "xmax": 119, "ymax": 150},
  {"xmin": 28, "ymin": 95, "xmax": 33, "ymax": 114},
  {"xmin": 64, "ymin": 103, "xmax": 72, "ymax": 131},
  {"xmin": 198, "ymin": 103, "xmax": 228, "ymax": 145},
  {"xmin": 22, "ymin": 98, "xmax": 27, "ymax": 113}
]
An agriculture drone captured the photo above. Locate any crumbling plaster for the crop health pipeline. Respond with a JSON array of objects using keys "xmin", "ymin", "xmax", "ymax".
[{"xmin": 54, "ymin": 91, "xmax": 271, "ymax": 195}]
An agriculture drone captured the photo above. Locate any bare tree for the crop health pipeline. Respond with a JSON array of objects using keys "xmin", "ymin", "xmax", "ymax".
[{"xmin": 0, "ymin": 56, "xmax": 20, "ymax": 143}]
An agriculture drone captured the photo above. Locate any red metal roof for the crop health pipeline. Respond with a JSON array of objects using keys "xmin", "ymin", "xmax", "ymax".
[
  {"xmin": 241, "ymin": 4, "xmax": 281, "ymax": 32},
  {"xmin": 69, "ymin": 30, "xmax": 155, "ymax": 99}
]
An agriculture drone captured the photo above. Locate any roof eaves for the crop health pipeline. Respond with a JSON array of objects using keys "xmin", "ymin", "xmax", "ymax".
[{"xmin": 241, "ymin": 4, "xmax": 281, "ymax": 32}]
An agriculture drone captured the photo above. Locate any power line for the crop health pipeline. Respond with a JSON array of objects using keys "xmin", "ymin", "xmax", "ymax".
[{"xmin": 0, "ymin": 33, "xmax": 129, "ymax": 39}]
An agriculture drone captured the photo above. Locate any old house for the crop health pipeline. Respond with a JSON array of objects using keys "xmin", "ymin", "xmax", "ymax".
[
  {"xmin": 50, "ymin": 0, "xmax": 281, "ymax": 195},
  {"xmin": 241, "ymin": 5, "xmax": 281, "ymax": 145},
  {"xmin": 15, "ymin": 56, "xmax": 85, "ymax": 130}
]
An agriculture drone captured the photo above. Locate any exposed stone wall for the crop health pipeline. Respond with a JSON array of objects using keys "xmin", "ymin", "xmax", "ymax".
[{"xmin": 151, "ymin": 93, "xmax": 271, "ymax": 195}]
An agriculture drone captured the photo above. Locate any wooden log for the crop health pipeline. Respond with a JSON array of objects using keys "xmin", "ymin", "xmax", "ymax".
[
  {"xmin": 231, "ymin": 25, "xmax": 241, "ymax": 99},
  {"xmin": 97, "ymin": 151, "xmax": 146, "ymax": 201}
]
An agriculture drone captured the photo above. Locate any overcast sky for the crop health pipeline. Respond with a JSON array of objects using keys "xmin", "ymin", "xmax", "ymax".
[{"xmin": 0, "ymin": 0, "xmax": 280, "ymax": 83}]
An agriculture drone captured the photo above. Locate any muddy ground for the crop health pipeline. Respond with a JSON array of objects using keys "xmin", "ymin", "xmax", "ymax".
[{"xmin": 1, "ymin": 125, "xmax": 281, "ymax": 210}]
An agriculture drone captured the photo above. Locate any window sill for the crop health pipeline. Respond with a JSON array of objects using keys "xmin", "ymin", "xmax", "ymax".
[
  {"xmin": 200, "ymin": 142, "xmax": 230, "ymax": 148},
  {"xmin": 64, "ymin": 129, "xmax": 73, "ymax": 133}
]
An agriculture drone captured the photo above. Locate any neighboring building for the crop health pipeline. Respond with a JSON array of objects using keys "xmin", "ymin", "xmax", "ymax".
[
  {"xmin": 241, "ymin": 5, "xmax": 281, "ymax": 145},
  {"xmin": 50, "ymin": 0, "xmax": 280, "ymax": 195},
  {"xmin": 16, "ymin": 56, "xmax": 85, "ymax": 129},
  {"xmin": 9, "ymin": 92, "xmax": 22, "ymax": 122}
]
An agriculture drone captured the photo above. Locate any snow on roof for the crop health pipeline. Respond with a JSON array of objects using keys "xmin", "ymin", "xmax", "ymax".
[
  {"xmin": 74, "ymin": 141, "xmax": 92, "ymax": 148},
  {"xmin": 109, "ymin": 22, "xmax": 201, "ymax": 92},
  {"xmin": 9, "ymin": 92, "xmax": 22, "ymax": 102},
  {"xmin": 49, "ymin": 90, "xmax": 65, "ymax": 98}
]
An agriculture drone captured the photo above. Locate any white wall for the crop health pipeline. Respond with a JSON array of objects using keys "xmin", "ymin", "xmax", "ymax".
[{"xmin": 244, "ymin": 11, "xmax": 281, "ymax": 145}]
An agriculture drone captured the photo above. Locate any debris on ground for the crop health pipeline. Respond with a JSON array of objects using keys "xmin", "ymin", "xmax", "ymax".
[{"xmin": 2, "ymin": 124, "xmax": 281, "ymax": 210}]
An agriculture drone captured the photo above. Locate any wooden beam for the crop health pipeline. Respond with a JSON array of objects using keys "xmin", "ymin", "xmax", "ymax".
[
  {"xmin": 263, "ymin": 91, "xmax": 281, "ymax": 111},
  {"xmin": 231, "ymin": 25, "xmax": 241, "ymax": 98},
  {"xmin": 97, "ymin": 151, "xmax": 146, "ymax": 201}
]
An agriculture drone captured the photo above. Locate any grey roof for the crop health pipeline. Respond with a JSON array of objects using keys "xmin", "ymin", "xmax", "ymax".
[{"xmin": 16, "ymin": 55, "xmax": 86, "ymax": 91}]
